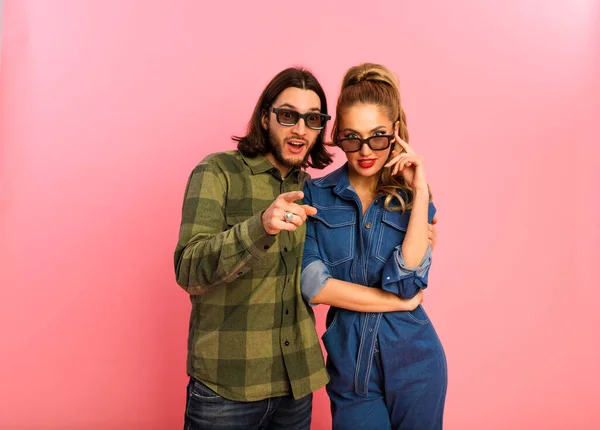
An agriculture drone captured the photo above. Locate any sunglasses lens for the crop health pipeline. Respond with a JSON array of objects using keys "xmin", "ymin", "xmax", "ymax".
[
  {"xmin": 340, "ymin": 139, "xmax": 361, "ymax": 152},
  {"xmin": 305, "ymin": 113, "xmax": 324, "ymax": 129},
  {"xmin": 276, "ymin": 109, "xmax": 299, "ymax": 126},
  {"xmin": 370, "ymin": 136, "xmax": 390, "ymax": 150}
]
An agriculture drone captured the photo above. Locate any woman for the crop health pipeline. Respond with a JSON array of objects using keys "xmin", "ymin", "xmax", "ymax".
[{"xmin": 301, "ymin": 63, "xmax": 447, "ymax": 429}]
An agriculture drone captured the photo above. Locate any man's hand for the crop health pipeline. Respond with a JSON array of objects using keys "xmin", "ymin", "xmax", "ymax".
[
  {"xmin": 428, "ymin": 215, "xmax": 438, "ymax": 251},
  {"xmin": 261, "ymin": 191, "xmax": 317, "ymax": 235}
]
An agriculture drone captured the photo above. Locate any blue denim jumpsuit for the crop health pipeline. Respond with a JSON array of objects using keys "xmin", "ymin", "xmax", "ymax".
[{"xmin": 301, "ymin": 165, "xmax": 447, "ymax": 430}]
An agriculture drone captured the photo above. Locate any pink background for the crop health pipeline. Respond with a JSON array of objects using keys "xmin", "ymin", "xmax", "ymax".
[{"xmin": 1, "ymin": 1, "xmax": 599, "ymax": 429}]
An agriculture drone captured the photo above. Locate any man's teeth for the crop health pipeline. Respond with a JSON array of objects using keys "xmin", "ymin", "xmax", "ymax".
[{"xmin": 289, "ymin": 142, "xmax": 304, "ymax": 147}]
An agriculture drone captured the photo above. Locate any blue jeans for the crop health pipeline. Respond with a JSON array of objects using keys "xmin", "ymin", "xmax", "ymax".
[{"xmin": 184, "ymin": 378, "xmax": 313, "ymax": 430}]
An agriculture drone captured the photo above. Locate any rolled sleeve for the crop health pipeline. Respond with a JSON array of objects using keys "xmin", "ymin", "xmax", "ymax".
[
  {"xmin": 301, "ymin": 260, "xmax": 331, "ymax": 306},
  {"xmin": 381, "ymin": 245, "xmax": 432, "ymax": 299}
]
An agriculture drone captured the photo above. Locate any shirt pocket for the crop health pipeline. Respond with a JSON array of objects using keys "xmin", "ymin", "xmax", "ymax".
[
  {"xmin": 311, "ymin": 206, "xmax": 356, "ymax": 266},
  {"xmin": 374, "ymin": 210, "xmax": 410, "ymax": 264}
]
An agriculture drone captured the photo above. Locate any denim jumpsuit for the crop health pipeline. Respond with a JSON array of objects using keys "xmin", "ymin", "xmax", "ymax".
[{"xmin": 301, "ymin": 165, "xmax": 447, "ymax": 430}]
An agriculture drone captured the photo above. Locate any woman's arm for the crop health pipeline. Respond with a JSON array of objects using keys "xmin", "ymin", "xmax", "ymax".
[
  {"xmin": 311, "ymin": 277, "xmax": 423, "ymax": 312},
  {"xmin": 401, "ymin": 187, "xmax": 430, "ymax": 267},
  {"xmin": 385, "ymin": 133, "xmax": 433, "ymax": 267}
]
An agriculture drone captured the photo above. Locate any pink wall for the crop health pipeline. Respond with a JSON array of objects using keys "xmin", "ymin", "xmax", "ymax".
[{"xmin": 1, "ymin": 1, "xmax": 599, "ymax": 429}]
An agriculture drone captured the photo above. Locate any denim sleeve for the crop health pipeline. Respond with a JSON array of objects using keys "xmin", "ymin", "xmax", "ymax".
[
  {"xmin": 380, "ymin": 201, "xmax": 436, "ymax": 299},
  {"xmin": 300, "ymin": 183, "xmax": 331, "ymax": 306},
  {"xmin": 381, "ymin": 245, "xmax": 432, "ymax": 299},
  {"xmin": 301, "ymin": 261, "xmax": 331, "ymax": 306}
]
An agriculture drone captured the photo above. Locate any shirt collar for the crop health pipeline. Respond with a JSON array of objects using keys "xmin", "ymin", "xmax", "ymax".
[{"xmin": 240, "ymin": 151, "xmax": 306, "ymax": 183}]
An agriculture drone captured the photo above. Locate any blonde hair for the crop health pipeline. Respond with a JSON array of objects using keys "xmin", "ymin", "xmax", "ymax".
[{"xmin": 332, "ymin": 63, "xmax": 431, "ymax": 212}]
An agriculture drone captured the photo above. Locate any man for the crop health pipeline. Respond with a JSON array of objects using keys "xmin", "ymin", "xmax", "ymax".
[
  {"xmin": 174, "ymin": 67, "xmax": 439, "ymax": 429},
  {"xmin": 174, "ymin": 67, "xmax": 333, "ymax": 429}
]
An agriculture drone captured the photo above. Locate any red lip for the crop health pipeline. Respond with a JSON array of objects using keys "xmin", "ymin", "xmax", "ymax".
[{"xmin": 357, "ymin": 159, "xmax": 376, "ymax": 168}]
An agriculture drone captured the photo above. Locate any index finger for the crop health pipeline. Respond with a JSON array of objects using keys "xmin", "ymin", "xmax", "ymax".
[
  {"xmin": 278, "ymin": 191, "xmax": 304, "ymax": 203},
  {"xmin": 301, "ymin": 204, "xmax": 317, "ymax": 217},
  {"xmin": 394, "ymin": 130, "xmax": 413, "ymax": 154}
]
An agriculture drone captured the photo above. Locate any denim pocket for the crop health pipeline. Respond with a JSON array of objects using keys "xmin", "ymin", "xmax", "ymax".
[
  {"xmin": 375, "ymin": 210, "xmax": 409, "ymax": 264},
  {"xmin": 311, "ymin": 205, "xmax": 356, "ymax": 266},
  {"xmin": 321, "ymin": 309, "xmax": 340, "ymax": 340},
  {"xmin": 189, "ymin": 379, "xmax": 222, "ymax": 400},
  {"xmin": 405, "ymin": 304, "xmax": 430, "ymax": 325}
]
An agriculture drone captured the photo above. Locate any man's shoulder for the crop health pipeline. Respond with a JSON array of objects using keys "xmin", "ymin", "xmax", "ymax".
[
  {"xmin": 193, "ymin": 150, "xmax": 244, "ymax": 173},
  {"xmin": 199, "ymin": 150, "xmax": 242, "ymax": 165}
]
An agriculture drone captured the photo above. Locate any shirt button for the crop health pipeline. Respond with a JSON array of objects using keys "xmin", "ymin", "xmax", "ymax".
[
  {"xmin": 284, "ymin": 247, "xmax": 288, "ymax": 252},
  {"xmin": 365, "ymin": 222, "xmax": 372, "ymax": 229},
  {"xmin": 285, "ymin": 341, "xmax": 290, "ymax": 346},
  {"xmin": 369, "ymin": 328, "xmax": 373, "ymax": 332},
  {"xmin": 285, "ymin": 309, "xmax": 289, "ymax": 315}
]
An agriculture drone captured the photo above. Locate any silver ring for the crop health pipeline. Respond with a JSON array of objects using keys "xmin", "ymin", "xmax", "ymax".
[{"xmin": 284, "ymin": 211, "xmax": 294, "ymax": 223}]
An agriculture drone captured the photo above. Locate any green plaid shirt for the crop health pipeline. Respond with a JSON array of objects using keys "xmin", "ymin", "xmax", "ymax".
[{"xmin": 174, "ymin": 150, "xmax": 328, "ymax": 401}]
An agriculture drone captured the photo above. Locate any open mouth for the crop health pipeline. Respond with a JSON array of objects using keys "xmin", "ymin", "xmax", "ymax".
[{"xmin": 287, "ymin": 140, "xmax": 306, "ymax": 154}]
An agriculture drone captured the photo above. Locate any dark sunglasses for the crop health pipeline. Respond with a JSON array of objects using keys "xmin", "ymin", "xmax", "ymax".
[
  {"xmin": 336, "ymin": 134, "xmax": 395, "ymax": 153},
  {"xmin": 271, "ymin": 107, "xmax": 331, "ymax": 130}
]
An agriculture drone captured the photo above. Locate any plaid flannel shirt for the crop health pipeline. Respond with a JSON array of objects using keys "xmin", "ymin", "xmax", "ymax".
[{"xmin": 174, "ymin": 150, "xmax": 328, "ymax": 401}]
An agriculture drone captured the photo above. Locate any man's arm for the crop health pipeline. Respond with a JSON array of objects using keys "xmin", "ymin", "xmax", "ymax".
[{"xmin": 174, "ymin": 159, "xmax": 274, "ymax": 294}]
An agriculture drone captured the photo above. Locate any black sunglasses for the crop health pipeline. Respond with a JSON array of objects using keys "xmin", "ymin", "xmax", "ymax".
[
  {"xmin": 271, "ymin": 107, "xmax": 331, "ymax": 130},
  {"xmin": 336, "ymin": 134, "xmax": 395, "ymax": 153}
]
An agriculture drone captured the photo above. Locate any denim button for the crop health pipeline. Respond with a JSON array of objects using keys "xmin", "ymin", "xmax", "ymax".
[
  {"xmin": 369, "ymin": 328, "xmax": 373, "ymax": 332},
  {"xmin": 365, "ymin": 222, "xmax": 372, "ymax": 229}
]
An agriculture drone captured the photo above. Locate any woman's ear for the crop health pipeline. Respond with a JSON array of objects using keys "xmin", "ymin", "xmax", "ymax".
[{"xmin": 394, "ymin": 120, "xmax": 400, "ymax": 135}]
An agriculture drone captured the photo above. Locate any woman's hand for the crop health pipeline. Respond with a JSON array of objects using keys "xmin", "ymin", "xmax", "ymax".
[
  {"xmin": 384, "ymin": 130, "xmax": 428, "ymax": 192},
  {"xmin": 397, "ymin": 289, "xmax": 424, "ymax": 311}
]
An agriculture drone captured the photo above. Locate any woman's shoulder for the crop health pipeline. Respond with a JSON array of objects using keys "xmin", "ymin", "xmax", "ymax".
[
  {"xmin": 306, "ymin": 165, "xmax": 346, "ymax": 187},
  {"xmin": 304, "ymin": 166, "xmax": 346, "ymax": 193},
  {"xmin": 303, "ymin": 166, "xmax": 349, "ymax": 205}
]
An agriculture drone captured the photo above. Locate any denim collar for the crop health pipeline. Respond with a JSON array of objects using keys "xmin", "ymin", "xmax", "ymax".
[{"xmin": 313, "ymin": 163, "xmax": 356, "ymax": 200}]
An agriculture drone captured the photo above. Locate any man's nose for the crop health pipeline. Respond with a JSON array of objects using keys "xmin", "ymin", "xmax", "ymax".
[{"xmin": 292, "ymin": 118, "xmax": 307, "ymax": 135}]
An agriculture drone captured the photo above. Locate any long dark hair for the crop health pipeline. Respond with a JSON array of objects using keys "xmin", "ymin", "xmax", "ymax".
[{"xmin": 233, "ymin": 67, "xmax": 333, "ymax": 170}]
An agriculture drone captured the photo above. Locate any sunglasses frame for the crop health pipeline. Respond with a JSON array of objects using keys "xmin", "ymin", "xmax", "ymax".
[
  {"xmin": 270, "ymin": 107, "xmax": 331, "ymax": 130},
  {"xmin": 336, "ymin": 134, "xmax": 395, "ymax": 153}
]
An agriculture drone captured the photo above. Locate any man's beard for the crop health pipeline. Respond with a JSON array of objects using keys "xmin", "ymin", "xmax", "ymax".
[{"xmin": 268, "ymin": 129, "xmax": 312, "ymax": 169}]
